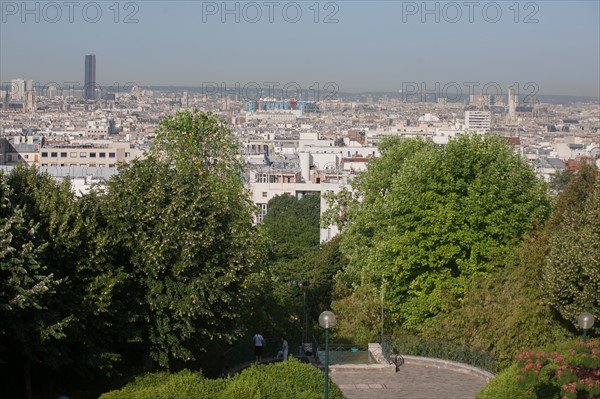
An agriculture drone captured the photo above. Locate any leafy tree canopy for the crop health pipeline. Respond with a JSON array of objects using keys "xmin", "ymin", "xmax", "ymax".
[
  {"xmin": 335, "ymin": 135, "xmax": 551, "ymax": 328},
  {"xmin": 103, "ymin": 110, "xmax": 266, "ymax": 369},
  {"xmin": 543, "ymin": 163, "xmax": 599, "ymax": 329}
]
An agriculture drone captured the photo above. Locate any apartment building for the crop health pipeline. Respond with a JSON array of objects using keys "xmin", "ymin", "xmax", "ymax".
[
  {"xmin": 465, "ymin": 111, "xmax": 491, "ymax": 132},
  {"xmin": 1, "ymin": 136, "xmax": 40, "ymax": 165},
  {"xmin": 38, "ymin": 142, "xmax": 144, "ymax": 168}
]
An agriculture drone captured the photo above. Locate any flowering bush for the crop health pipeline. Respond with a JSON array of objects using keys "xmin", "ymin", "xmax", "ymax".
[{"xmin": 515, "ymin": 340, "xmax": 600, "ymax": 399}]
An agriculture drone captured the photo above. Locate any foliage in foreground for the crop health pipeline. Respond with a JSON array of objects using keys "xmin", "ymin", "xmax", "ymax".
[
  {"xmin": 0, "ymin": 111, "xmax": 269, "ymax": 398},
  {"xmin": 327, "ymin": 135, "xmax": 551, "ymax": 330},
  {"xmin": 420, "ymin": 230, "xmax": 571, "ymax": 369},
  {"xmin": 254, "ymin": 193, "xmax": 347, "ymax": 345},
  {"xmin": 99, "ymin": 359, "xmax": 345, "ymax": 399},
  {"xmin": 477, "ymin": 340, "xmax": 600, "ymax": 399},
  {"xmin": 420, "ymin": 162, "xmax": 598, "ymax": 368},
  {"xmin": 543, "ymin": 165, "xmax": 600, "ymax": 328}
]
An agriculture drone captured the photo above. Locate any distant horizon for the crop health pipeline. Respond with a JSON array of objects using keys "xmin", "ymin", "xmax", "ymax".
[
  {"xmin": 2, "ymin": 2, "xmax": 598, "ymax": 98},
  {"xmin": 2, "ymin": 81, "xmax": 598, "ymax": 103}
]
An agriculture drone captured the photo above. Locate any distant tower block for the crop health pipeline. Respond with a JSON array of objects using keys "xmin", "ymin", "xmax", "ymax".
[
  {"xmin": 11, "ymin": 78, "xmax": 25, "ymax": 101},
  {"xmin": 507, "ymin": 89, "xmax": 517, "ymax": 123},
  {"xmin": 84, "ymin": 54, "xmax": 96, "ymax": 100}
]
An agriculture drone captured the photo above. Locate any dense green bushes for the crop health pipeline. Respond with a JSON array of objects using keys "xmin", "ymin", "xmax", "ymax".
[
  {"xmin": 99, "ymin": 359, "xmax": 344, "ymax": 399},
  {"xmin": 98, "ymin": 370, "xmax": 222, "ymax": 399}
]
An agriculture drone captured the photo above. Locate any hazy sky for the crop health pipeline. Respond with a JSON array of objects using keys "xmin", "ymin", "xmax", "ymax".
[{"xmin": 1, "ymin": 1, "xmax": 599, "ymax": 96}]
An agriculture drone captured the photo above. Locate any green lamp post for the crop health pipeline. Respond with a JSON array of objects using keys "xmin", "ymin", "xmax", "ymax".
[{"xmin": 319, "ymin": 311, "xmax": 336, "ymax": 399}]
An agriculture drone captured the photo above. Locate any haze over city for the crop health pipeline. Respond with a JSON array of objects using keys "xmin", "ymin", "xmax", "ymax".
[{"xmin": 1, "ymin": 1, "xmax": 599, "ymax": 97}]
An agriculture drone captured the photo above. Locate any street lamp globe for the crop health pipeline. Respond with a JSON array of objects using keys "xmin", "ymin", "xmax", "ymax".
[
  {"xmin": 578, "ymin": 312, "xmax": 595, "ymax": 342},
  {"xmin": 319, "ymin": 311, "xmax": 337, "ymax": 329}
]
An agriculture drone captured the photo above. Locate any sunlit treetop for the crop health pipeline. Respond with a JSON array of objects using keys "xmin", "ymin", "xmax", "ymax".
[{"xmin": 150, "ymin": 110, "xmax": 243, "ymax": 177}]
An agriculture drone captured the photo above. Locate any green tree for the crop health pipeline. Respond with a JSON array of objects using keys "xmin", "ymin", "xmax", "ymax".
[
  {"xmin": 104, "ymin": 110, "xmax": 266, "ymax": 369},
  {"xmin": 331, "ymin": 283, "xmax": 381, "ymax": 344},
  {"xmin": 258, "ymin": 193, "xmax": 323, "ymax": 340},
  {"xmin": 0, "ymin": 173, "xmax": 60, "ymax": 399},
  {"xmin": 421, "ymin": 230, "xmax": 570, "ymax": 368},
  {"xmin": 2, "ymin": 166, "xmax": 130, "ymax": 397},
  {"xmin": 262, "ymin": 193, "xmax": 320, "ymax": 260},
  {"xmin": 337, "ymin": 135, "xmax": 551, "ymax": 328},
  {"xmin": 150, "ymin": 109, "xmax": 242, "ymax": 176},
  {"xmin": 549, "ymin": 169, "xmax": 575, "ymax": 193},
  {"xmin": 547, "ymin": 162, "xmax": 598, "ymax": 231},
  {"xmin": 543, "ymin": 172, "xmax": 600, "ymax": 329}
]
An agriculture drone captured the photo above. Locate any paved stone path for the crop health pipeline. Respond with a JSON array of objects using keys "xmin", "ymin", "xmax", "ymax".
[{"xmin": 330, "ymin": 363, "xmax": 489, "ymax": 399}]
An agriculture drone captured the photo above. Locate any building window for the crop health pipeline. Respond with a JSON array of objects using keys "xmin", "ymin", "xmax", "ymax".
[
  {"xmin": 80, "ymin": 152, "xmax": 87, "ymax": 158},
  {"xmin": 60, "ymin": 152, "xmax": 67, "ymax": 158},
  {"xmin": 262, "ymin": 192, "xmax": 267, "ymax": 197},
  {"xmin": 99, "ymin": 152, "xmax": 106, "ymax": 158},
  {"xmin": 7, "ymin": 154, "xmax": 12, "ymax": 161},
  {"xmin": 257, "ymin": 203, "xmax": 268, "ymax": 223},
  {"xmin": 70, "ymin": 152, "xmax": 77, "ymax": 158},
  {"xmin": 90, "ymin": 152, "xmax": 96, "ymax": 158},
  {"xmin": 109, "ymin": 152, "xmax": 116, "ymax": 158},
  {"xmin": 24, "ymin": 154, "xmax": 29, "ymax": 159},
  {"xmin": 51, "ymin": 152, "xmax": 57, "ymax": 157}
]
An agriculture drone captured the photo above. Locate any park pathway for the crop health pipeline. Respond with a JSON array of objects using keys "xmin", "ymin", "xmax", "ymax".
[{"xmin": 330, "ymin": 362, "xmax": 489, "ymax": 399}]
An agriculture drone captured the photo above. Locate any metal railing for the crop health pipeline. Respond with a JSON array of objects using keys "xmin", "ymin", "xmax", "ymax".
[
  {"xmin": 385, "ymin": 334, "xmax": 497, "ymax": 374},
  {"xmin": 381, "ymin": 335, "xmax": 392, "ymax": 363},
  {"xmin": 312, "ymin": 335, "xmax": 320, "ymax": 364}
]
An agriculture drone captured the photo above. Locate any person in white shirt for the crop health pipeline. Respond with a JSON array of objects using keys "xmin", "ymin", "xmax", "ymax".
[
  {"xmin": 253, "ymin": 332, "xmax": 266, "ymax": 364},
  {"xmin": 277, "ymin": 336, "xmax": 289, "ymax": 361}
]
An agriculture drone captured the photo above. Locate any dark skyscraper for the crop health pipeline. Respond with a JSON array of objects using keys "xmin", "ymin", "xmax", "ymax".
[{"xmin": 84, "ymin": 54, "xmax": 96, "ymax": 100}]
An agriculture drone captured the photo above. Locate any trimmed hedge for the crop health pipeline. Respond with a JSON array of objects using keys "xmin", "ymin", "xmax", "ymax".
[
  {"xmin": 98, "ymin": 369, "xmax": 223, "ymax": 399},
  {"xmin": 99, "ymin": 359, "xmax": 345, "ymax": 399}
]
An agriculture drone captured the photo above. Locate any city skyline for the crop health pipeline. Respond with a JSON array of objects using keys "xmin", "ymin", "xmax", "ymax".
[{"xmin": 1, "ymin": 1, "xmax": 599, "ymax": 97}]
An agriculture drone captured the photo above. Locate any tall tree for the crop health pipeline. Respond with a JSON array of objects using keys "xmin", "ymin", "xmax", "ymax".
[
  {"xmin": 543, "ymin": 167, "xmax": 600, "ymax": 328},
  {"xmin": 262, "ymin": 193, "xmax": 321, "ymax": 261},
  {"xmin": 2, "ymin": 166, "xmax": 128, "ymax": 397},
  {"xmin": 104, "ymin": 110, "xmax": 266, "ymax": 369},
  {"xmin": 0, "ymin": 173, "xmax": 59, "ymax": 399},
  {"xmin": 335, "ymin": 135, "xmax": 551, "ymax": 328}
]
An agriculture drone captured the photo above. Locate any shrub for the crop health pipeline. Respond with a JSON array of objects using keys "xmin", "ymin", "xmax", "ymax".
[
  {"xmin": 515, "ymin": 341, "xmax": 600, "ymax": 399},
  {"xmin": 476, "ymin": 364, "xmax": 539, "ymax": 399},
  {"xmin": 99, "ymin": 359, "xmax": 344, "ymax": 399},
  {"xmin": 98, "ymin": 369, "xmax": 221, "ymax": 399},
  {"xmin": 477, "ymin": 340, "xmax": 600, "ymax": 399},
  {"xmin": 218, "ymin": 359, "xmax": 345, "ymax": 399}
]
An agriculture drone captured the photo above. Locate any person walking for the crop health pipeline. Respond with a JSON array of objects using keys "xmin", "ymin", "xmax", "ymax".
[
  {"xmin": 277, "ymin": 336, "xmax": 289, "ymax": 361},
  {"xmin": 253, "ymin": 332, "xmax": 266, "ymax": 364}
]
